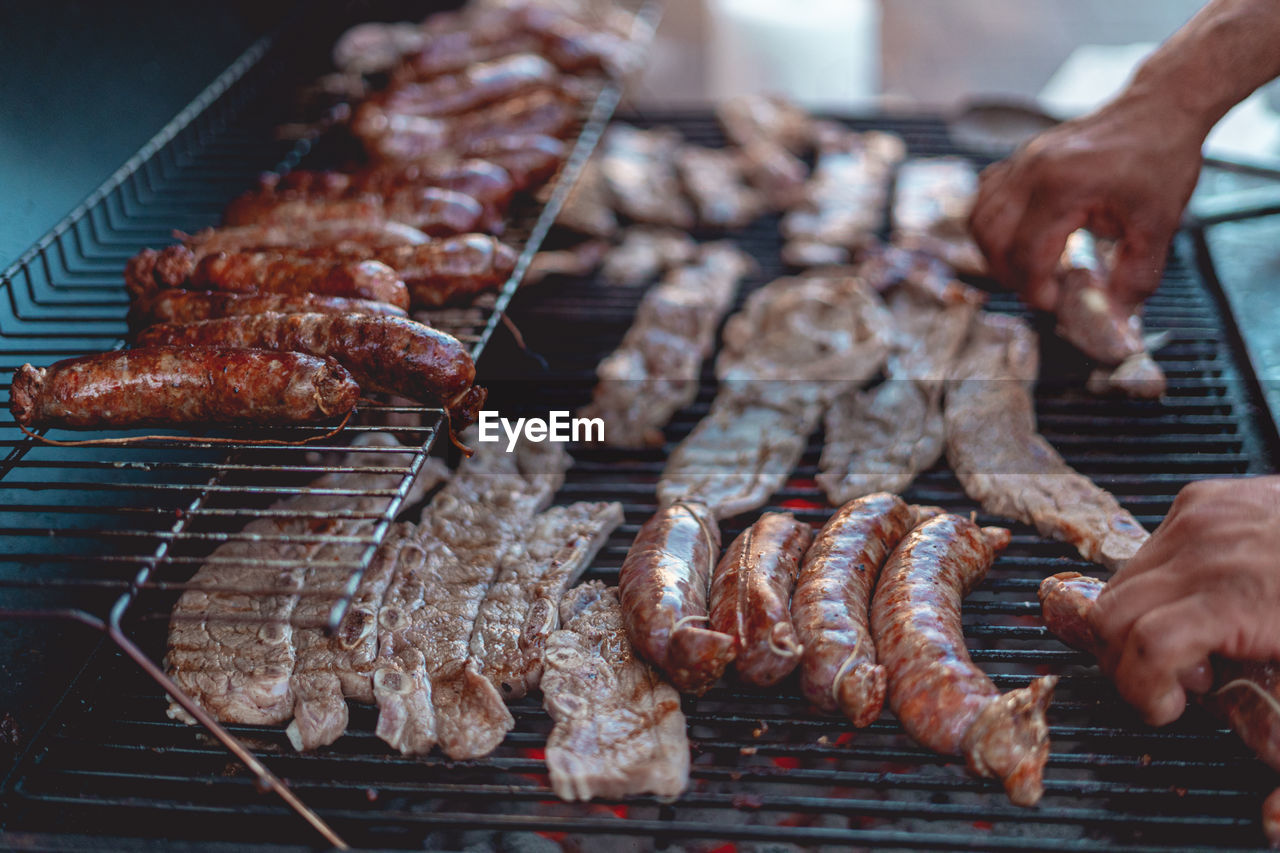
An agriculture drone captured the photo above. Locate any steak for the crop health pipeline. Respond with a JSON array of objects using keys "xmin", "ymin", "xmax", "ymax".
[
  {"xmin": 471, "ymin": 501, "xmax": 624, "ymax": 701},
  {"xmin": 373, "ymin": 436, "xmax": 570, "ymax": 757},
  {"xmin": 659, "ymin": 274, "xmax": 891, "ymax": 518},
  {"xmin": 542, "ymin": 582, "xmax": 690, "ymax": 801},
  {"xmin": 945, "ymin": 313, "xmax": 1150, "ymax": 569},
  {"xmin": 890, "ymin": 157, "xmax": 986, "ymax": 276},
  {"xmin": 580, "ymin": 242, "xmax": 755, "ymax": 448}
]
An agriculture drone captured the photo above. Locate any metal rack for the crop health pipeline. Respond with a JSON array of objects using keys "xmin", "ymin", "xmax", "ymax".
[
  {"xmin": 0, "ymin": 5, "xmax": 658, "ymax": 845},
  {"xmin": 2, "ymin": 97, "xmax": 1278, "ymax": 851}
]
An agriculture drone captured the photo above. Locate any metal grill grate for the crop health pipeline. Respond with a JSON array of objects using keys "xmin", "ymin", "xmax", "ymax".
[{"xmin": 4, "ymin": 109, "xmax": 1279, "ymax": 850}]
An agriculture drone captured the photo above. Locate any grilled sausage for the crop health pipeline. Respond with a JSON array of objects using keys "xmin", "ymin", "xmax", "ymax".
[
  {"xmin": 257, "ymin": 235, "xmax": 518, "ymax": 309},
  {"xmin": 181, "ymin": 219, "xmax": 429, "ymax": 258},
  {"xmin": 872, "ymin": 514, "xmax": 1056, "ymax": 807},
  {"xmin": 1039, "ymin": 571, "xmax": 1280, "ymax": 787},
  {"xmin": 9, "ymin": 347, "xmax": 359, "ymax": 429},
  {"xmin": 709, "ymin": 512, "xmax": 812, "ymax": 687},
  {"xmin": 1036, "ymin": 571, "xmax": 1103, "ymax": 655},
  {"xmin": 381, "ymin": 53, "xmax": 558, "ymax": 118},
  {"xmin": 127, "ymin": 290, "xmax": 407, "ymax": 329},
  {"xmin": 135, "ymin": 313, "xmax": 483, "ymax": 425},
  {"xmin": 791, "ymin": 493, "xmax": 916, "ymax": 727},
  {"xmin": 618, "ymin": 500, "xmax": 734, "ymax": 694},
  {"xmin": 461, "ymin": 134, "xmax": 567, "ymax": 190},
  {"xmin": 223, "ymin": 187, "xmax": 486, "ymax": 237}
]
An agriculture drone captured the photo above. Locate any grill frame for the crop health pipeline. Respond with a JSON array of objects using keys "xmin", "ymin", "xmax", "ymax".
[{"xmin": 3, "ymin": 91, "xmax": 1280, "ymax": 853}]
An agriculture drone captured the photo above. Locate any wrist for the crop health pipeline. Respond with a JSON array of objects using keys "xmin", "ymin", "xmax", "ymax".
[{"xmin": 1102, "ymin": 82, "xmax": 1212, "ymax": 153}]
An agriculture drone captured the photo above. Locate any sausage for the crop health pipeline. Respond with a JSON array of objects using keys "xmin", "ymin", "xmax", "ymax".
[
  {"xmin": 127, "ymin": 289, "xmax": 407, "ymax": 329},
  {"xmin": 1039, "ymin": 571, "xmax": 1280, "ymax": 781},
  {"xmin": 617, "ymin": 500, "xmax": 734, "ymax": 694},
  {"xmin": 263, "ymin": 235, "xmax": 518, "ymax": 309},
  {"xmin": 223, "ymin": 187, "xmax": 486, "ymax": 237},
  {"xmin": 135, "ymin": 312, "xmax": 483, "ymax": 425},
  {"xmin": 181, "ymin": 219, "xmax": 429, "ymax": 258},
  {"xmin": 1036, "ymin": 571, "xmax": 1104, "ymax": 655},
  {"xmin": 381, "ymin": 53, "xmax": 558, "ymax": 118},
  {"xmin": 396, "ymin": 32, "xmax": 541, "ymax": 81},
  {"xmin": 362, "ymin": 89, "xmax": 577, "ymax": 163},
  {"xmin": 9, "ymin": 347, "xmax": 359, "ymax": 429},
  {"xmin": 378, "ymin": 235, "xmax": 518, "ymax": 308},
  {"xmin": 125, "ymin": 246, "xmax": 409, "ymax": 308},
  {"xmin": 871, "ymin": 514, "xmax": 1056, "ymax": 807},
  {"xmin": 791, "ymin": 493, "xmax": 917, "ymax": 727},
  {"xmin": 461, "ymin": 134, "xmax": 567, "ymax": 190},
  {"xmin": 358, "ymin": 160, "xmax": 516, "ymax": 234},
  {"xmin": 709, "ymin": 512, "xmax": 813, "ymax": 687}
]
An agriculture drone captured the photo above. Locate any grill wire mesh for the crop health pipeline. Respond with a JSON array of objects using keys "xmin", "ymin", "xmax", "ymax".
[{"xmin": 3, "ymin": 75, "xmax": 1280, "ymax": 853}]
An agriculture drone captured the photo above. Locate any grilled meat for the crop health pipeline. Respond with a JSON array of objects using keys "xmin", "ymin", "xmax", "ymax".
[
  {"xmin": 891, "ymin": 157, "xmax": 986, "ymax": 276},
  {"xmin": 580, "ymin": 242, "xmax": 755, "ymax": 448},
  {"xmin": 674, "ymin": 144, "xmax": 764, "ymax": 229},
  {"xmin": 543, "ymin": 582, "xmax": 690, "ymax": 801},
  {"xmin": 945, "ymin": 312, "xmax": 1150, "ymax": 569},
  {"xmin": 128, "ymin": 289, "xmax": 407, "ymax": 329},
  {"xmin": 599, "ymin": 124, "xmax": 695, "ymax": 229},
  {"xmin": 599, "ymin": 226, "xmax": 698, "ymax": 288},
  {"xmin": 471, "ymin": 501, "xmax": 624, "ymax": 701}
]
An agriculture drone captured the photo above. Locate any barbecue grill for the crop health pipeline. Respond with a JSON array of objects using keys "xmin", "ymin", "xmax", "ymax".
[{"xmin": 3, "ymin": 18, "xmax": 1280, "ymax": 851}]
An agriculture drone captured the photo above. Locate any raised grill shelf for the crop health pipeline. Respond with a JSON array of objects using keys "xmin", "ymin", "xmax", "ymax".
[{"xmin": 3, "ymin": 105, "xmax": 1278, "ymax": 851}]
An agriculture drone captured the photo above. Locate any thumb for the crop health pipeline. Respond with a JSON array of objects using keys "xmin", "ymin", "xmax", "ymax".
[{"xmin": 1108, "ymin": 229, "xmax": 1173, "ymax": 313}]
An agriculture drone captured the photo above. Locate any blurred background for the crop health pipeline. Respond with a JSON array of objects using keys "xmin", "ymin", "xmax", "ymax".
[{"xmin": 4, "ymin": 0, "xmax": 1280, "ymax": 269}]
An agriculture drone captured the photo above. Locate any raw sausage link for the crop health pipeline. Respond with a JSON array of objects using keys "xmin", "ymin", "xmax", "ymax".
[
  {"xmin": 128, "ymin": 289, "xmax": 407, "ymax": 329},
  {"xmin": 9, "ymin": 347, "xmax": 358, "ymax": 429},
  {"xmin": 791, "ymin": 493, "xmax": 915, "ymax": 727},
  {"xmin": 709, "ymin": 512, "xmax": 813, "ymax": 687},
  {"xmin": 135, "ymin": 312, "xmax": 483, "ymax": 426},
  {"xmin": 872, "ymin": 514, "xmax": 1056, "ymax": 807},
  {"xmin": 618, "ymin": 500, "xmax": 734, "ymax": 694}
]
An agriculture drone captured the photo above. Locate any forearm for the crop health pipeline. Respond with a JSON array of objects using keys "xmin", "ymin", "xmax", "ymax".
[{"xmin": 1119, "ymin": 0, "xmax": 1280, "ymax": 138}]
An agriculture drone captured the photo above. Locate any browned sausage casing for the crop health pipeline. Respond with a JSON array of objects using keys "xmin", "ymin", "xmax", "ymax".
[
  {"xmin": 462, "ymin": 134, "xmax": 567, "ymax": 190},
  {"xmin": 381, "ymin": 53, "xmax": 558, "ymax": 118},
  {"xmin": 791, "ymin": 493, "xmax": 916, "ymax": 727},
  {"xmin": 9, "ymin": 347, "xmax": 358, "ymax": 429},
  {"xmin": 127, "ymin": 289, "xmax": 407, "ymax": 329},
  {"xmin": 872, "ymin": 514, "xmax": 1056, "ymax": 807},
  {"xmin": 618, "ymin": 500, "xmax": 734, "ymax": 694},
  {"xmin": 709, "ymin": 512, "xmax": 813, "ymax": 687},
  {"xmin": 1039, "ymin": 571, "xmax": 1280, "ymax": 791},
  {"xmin": 223, "ymin": 187, "xmax": 486, "ymax": 237},
  {"xmin": 181, "ymin": 220, "xmax": 429, "ymax": 258},
  {"xmin": 135, "ymin": 313, "xmax": 483, "ymax": 425}
]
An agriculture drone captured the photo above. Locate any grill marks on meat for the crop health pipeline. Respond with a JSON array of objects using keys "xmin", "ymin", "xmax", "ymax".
[
  {"xmin": 471, "ymin": 501, "xmax": 624, "ymax": 701},
  {"xmin": 599, "ymin": 124, "xmax": 695, "ymax": 229},
  {"xmin": 792, "ymin": 494, "xmax": 917, "ymax": 727},
  {"xmin": 709, "ymin": 512, "xmax": 813, "ymax": 687},
  {"xmin": 580, "ymin": 243, "xmax": 755, "ymax": 448},
  {"xmin": 781, "ymin": 124, "xmax": 905, "ymax": 266},
  {"xmin": 618, "ymin": 500, "xmax": 733, "ymax": 695},
  {"xmin": 659, "ymin": 274, "xmax": 891, "ymax": 518},
  {"xmin": 674, "ymin": 144, "xmax": 764, "ymax": 229},
  {"xmin": 818, "ymin": 259, "xmax": 984, "ymax": 503},
  {"xmin": 891, "ymin": 158, "xmax": 986, "ymax": 276},
  {"xmin": 945, "ymin": 313, "xmax": 1150, "ymax": 569},
  {"xmin": 165, "ymin": 433, "xmax": 447, "ymax": 730},
  {"xmin": 10, "ymin": 348, "xmax": 358, "ymax": 429},
  {"xmin": 872, "ymin": 514, "xmax": 1056, "ymax": 806},
  {"xmin": 374, "ymin": 438, "xmax": 571, "ymax": 757},
  {"xmin": 135, "ymin": 312, "xmax": 483, "ymax": 426},
  {"xmin": 542, "ymin": 582, "xmax": 690, "ymax": 801}
]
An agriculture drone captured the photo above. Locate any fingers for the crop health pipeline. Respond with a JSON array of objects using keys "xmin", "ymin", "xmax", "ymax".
[
  {"xmin": 1108, "ymin": 228, "xmax": 1173, "ymax": 312},
  {"xmin": 1006, "ymin": 198, "xmax": 1084, "ymax": 311}
]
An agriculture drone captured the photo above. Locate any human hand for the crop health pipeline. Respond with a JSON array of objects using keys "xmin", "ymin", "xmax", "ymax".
[
  {"xmin": 969, "ymin": 94, "xmax": 1204, "ymax": 315},
  {"xmin": 1089, "ymin": 476, "xmax": 1280, "ymax": 725}
]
